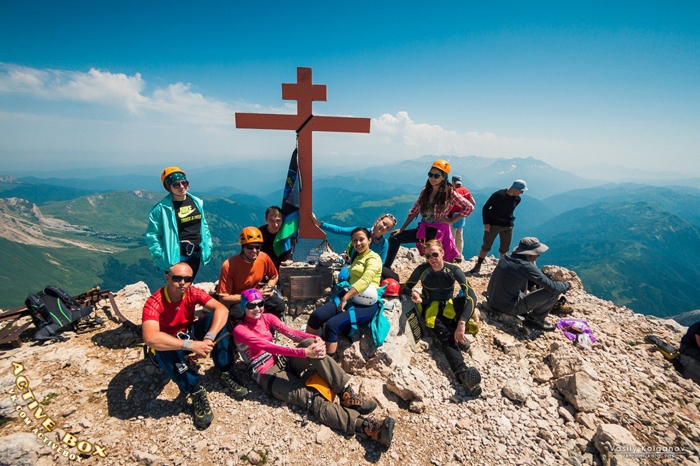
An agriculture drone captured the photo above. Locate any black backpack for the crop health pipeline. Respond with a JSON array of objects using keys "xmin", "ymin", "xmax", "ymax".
[{"xmin": 24, "ymin": 286, "xmax": 98, "ymax": 342}]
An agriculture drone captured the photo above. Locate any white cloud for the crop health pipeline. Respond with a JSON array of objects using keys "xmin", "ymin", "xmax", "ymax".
[
  {"xmin": 0, "ymin": 63, "xmax": 277, "ymax": 125},
  {"xmin": 369, "ymin": 111, "xmax": 502, "ymax": 154},
  {"xmin": 2, "ymin": 64, "xmax": 697, "ymax": 176}
]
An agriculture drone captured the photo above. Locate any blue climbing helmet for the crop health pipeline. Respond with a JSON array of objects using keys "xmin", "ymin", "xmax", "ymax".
[{"xmin": 338, "ymin": 266, "xmax": 351, "ymax": 283}]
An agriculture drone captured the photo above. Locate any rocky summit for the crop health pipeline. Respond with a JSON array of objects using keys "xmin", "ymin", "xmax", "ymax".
[{"xmin": 0, "ymin": 250, "xmax": 699, "ymax": 466}]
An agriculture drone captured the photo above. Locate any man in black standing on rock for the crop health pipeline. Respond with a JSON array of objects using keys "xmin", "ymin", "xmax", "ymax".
[
  {"xmin": 469, "ymin": 180, "xmax": 527, "ymax": 275},
  {"xmin": 486, "ymin": 237, "xmax": 571, "ymax": 332}
]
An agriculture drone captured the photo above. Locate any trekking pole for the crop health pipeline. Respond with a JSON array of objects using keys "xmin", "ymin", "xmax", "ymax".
[{"xmin": 213, "ymin": 331, "xmax": 230, "ymax": 346}]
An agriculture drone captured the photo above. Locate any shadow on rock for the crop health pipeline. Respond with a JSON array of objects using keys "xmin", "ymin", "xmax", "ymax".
[
  {"xmin": 92, "ymin": 324, "xmax": 143, "ymax": 349},
  {"xmin": 359, "ymin": 435, "xmax": 389, "ymax": 463},
  {"xmin": 482, "ymin": 306, "xmax": 539, "ymax": 342},
  {"xmin": 107, "ymin": 359, "xmax": 183, "ymax": 420}
]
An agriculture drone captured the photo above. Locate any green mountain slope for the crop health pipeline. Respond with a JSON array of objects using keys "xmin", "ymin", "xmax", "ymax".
[
  {"xmin": 542, "ymin": 184, "xmax": 700, "ymax": 226},
  {"xmin": 0, "ymin": 179, "xmax": 99, "ymax": 205},
  {"xmin": 534, "ymin": 202, "xmax": 700, "ymax": 317},
  {"xmin": 39, "ymin": 191, "xmax": 158, "ymax": 239},
  {"xmin": 2, "ymin": 184, "xmax": 698, "ymax": 321},
  {"xmin": 0, "ymin": 238, "xmax": 107, "ymax": 309}
]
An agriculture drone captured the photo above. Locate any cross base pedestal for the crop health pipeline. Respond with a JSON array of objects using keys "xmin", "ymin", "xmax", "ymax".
[{"xmin": 291, "ymin": 237, "xmax": 330, "ymax": 264}]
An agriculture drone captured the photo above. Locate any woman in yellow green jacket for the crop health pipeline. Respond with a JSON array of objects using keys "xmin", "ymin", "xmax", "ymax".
[{"xmin": 306, "ymin": 227, "xmax": 381, "ymax": 357}]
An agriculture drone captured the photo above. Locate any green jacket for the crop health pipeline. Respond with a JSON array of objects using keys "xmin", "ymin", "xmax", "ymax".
[
  {"xmin": 145, "ymin": 193, "xmax": 213, "ymax": 272},
  {"xmin": 349, "ymin": 249, "xmax": 382, "ymax": 294}
]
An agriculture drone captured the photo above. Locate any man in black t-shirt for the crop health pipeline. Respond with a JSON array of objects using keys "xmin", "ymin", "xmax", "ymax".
[
  {"xmin": 259, "ymin": 206, "xmax": 292, "ymax": 269},
  {"xmin": 469, "ymin": 180, "xmax": 526, "ymax": 274}
]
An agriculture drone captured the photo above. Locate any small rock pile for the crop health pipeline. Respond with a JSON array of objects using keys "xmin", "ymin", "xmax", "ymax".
[{"xmin": 0, "ymin": 247, "xmax": 698, "ymax": 465}]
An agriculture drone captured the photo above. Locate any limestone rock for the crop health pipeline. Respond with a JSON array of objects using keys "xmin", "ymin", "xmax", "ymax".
[
  {"xmin": 315, "ymin": 426, "xmax": 333, "ymax": 444},
  {"xmin": 363, "ymin": 299, "xmax": 414, "ymax": 375},
  {"xmin": 496, "ymin": 415, "xmax": 512, "ymax": 435},
  {"xmin": 558, "ymin": 406, "xmax": 575, "ymax": 424},
  {"xmin": 546, "ymin": 344, "xmax": 583, "ymax": 378},
  {"xmin": 502, "ymin": 379, "xmax": 532, "ymax": 403},
  {"xmin": 593, "ymin": 424, "xmax": 640, "ymax": 466},
  {"xmin": 555, "ymin": 372, "xmax": 602, "ymax": 412},
  {"xmin": 134, "ymin": 450, "xmax": 166, "ymax": 465},
  {"xmin": 469, "ymin": 346, "xmax": 490, "ymax": 365},
  {"xmin": 540, "ymin": 265, "xmax": 583, "ymax": 290},
  {"xmin": 115, "ymin": 281, "xmax": 151, "ymax": 325},
  {"xmin": 340, "ymin": 298, "xmax": 414, "ymax": 377},
  {"xmin": 248, "ymin": 450, "xmax": 264, "ymax": 464},
  {"xmin": 576, "ymin": 412, "xmax": 598, "ymax": 430},
  {"xmin": 386, "ymin": 364, "xmax": 431, "ymax": 401},
  {"xmin": 530, "ymin": 361, "xmax": 553, "ymax": 383},
  {"xmin": 318, "ymin": 250, "xmax": 340, "ymax": 267},
  {"xmin": 493, "ymin": 333, "xmax": 517, "ymax": 350},
  {"xmin": 339, "ymin": 340, "xmax": 367, "ymax": 374},
  {"xmin": 0, "ymin": 433, "xmax": 40, "ymax": 466}
]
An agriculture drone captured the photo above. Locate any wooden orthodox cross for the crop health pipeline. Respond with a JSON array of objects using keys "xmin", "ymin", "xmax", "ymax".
[{"xmin": 235, "ymin": 67, "xmax": 370, "ymax": 240}]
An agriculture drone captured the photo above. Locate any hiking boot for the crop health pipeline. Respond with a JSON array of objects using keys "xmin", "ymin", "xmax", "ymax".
[
  {"xmin": 523, "ymin": 317, "xmax": 555, "ymax": 332},
  {"xmin": 362, "ymin": 416, "xmax": 395, "ymax": 446},
  {"xmin": 220, "ymin": 370, "xmax": 249, "ymax": 399},
  {"xmin": 550, "ymin": 297, "xmax": 574, "ymax": 316},
  {"xmin": 453, "ymin": 257, "xmax": 463, "ymax": 263},
  {"xmin": 468, "ymin": 262, "xmax": 481, "ymax": 275},
  {"xmin": 550, "ymin": 305, "xmax": 574, "ymax": 316},
  {"xmin": 189, "ymin": 387, "xmax": 213, "ymax": 429},
  {"xmin": 340, "ymin": 385, "xmax": 377, "ymax": 415},
  {"xmin": 457, "ymin": 367, "xmax": 482, "ymax": 397}
]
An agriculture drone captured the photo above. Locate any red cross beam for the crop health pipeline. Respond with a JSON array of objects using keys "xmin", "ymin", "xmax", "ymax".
[{"xmin": 235, "ymin": 67, "xmax": 370, "ymax": 239}]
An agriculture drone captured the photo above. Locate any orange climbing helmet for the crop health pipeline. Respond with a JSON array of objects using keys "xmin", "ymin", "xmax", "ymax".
[
  {"xmin": 305, "ymin": 373, "xmax": 336, "ymax": 402},
  {"xmin": 239, "ymin": 226, "xmax": 263, "ymax": 245},
  {"xmin": 431, "ymin": 159, "xmax": 451, "ymax": 175},
  {"xmin": 160, "ymin": 167, "xmax": 186, "ymax": 191}
]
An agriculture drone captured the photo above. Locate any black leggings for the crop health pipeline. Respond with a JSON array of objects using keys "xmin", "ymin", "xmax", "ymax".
[{"xmin": 385, "ymin": 226, "xmax": 437, "ymax": 268}]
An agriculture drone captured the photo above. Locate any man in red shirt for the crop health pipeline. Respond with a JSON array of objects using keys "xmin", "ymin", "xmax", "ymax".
[
  {"xmin": 217, "ymin": 226, "xmax": 286, "ymax": 324},
  {"xmin": 142, "ymin": 262, "xmax": 248, "ymax": 429},
  {"xmin": 449, "ymin": 175, "xmax": 476, "ymax": 263}
]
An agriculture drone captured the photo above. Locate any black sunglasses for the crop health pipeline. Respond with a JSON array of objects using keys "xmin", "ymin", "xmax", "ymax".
[
  {"xmin": 245, "ymin": 301, "xmax": 264, "ymax": 310},
  {"xmin": 171, "ymin": 275, "xmax": 193, "ymax": 283},
  {"xmin": 171, "ymin": 180, "xmax": 189, "ymax": 189},
  {"xmin": 425, "ymin": 252, "xmax": 440, "ymax": 258},
  {"xmin": 427, "ymin": 172, "xmax": 444, "ymax": 179},
  {"xmin": 244, "ymin": 244, "xmax": 262, "ymax": 250}
]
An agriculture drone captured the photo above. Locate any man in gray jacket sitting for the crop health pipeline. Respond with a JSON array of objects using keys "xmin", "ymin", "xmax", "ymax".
[{"xmin": 486, "ymin": 237, "xmax": 571, "ymax": 331}]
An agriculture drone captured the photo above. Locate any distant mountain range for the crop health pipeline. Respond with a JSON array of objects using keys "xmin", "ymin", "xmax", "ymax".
[
  {"xmin": 1, "ymin": 155, "xmax": 699, "ymax": 323},
  {"xmin": 11, "ymin": 154, "xmax": 605, "ymax": 200}
]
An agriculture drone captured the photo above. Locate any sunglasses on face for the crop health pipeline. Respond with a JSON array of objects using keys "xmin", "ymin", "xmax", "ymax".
[
  {"xmin": 427, "ymin": 172, "xmax": 444, "ymax": 179},
  {"xmin": 425, "ymin": 252, "xmax": 440, "ymax": 258},
  {"xmin": 171, "ymin": 275, "xmax": 193, "ymax": 283},
  {"xmin": 245, "ymin": 301, "xmax": 264, "ymax": 310},
  {"xmin": 171, "ymin": 180, "xmax": 189, "ymax": 189},
  {"xmin": 244, "ymin": 244, "xmax": 262, "ymax": 251}
]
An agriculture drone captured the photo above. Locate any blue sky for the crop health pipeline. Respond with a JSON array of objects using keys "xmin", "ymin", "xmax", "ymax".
[{"xmin": 1, "ymin": 1, "xmax": 698, "ymax": 177}]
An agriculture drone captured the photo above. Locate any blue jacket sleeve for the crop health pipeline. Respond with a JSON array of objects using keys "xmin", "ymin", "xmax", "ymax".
[
  {"xmin": 320, "ymin": 222, "xmax": 357, "ymax": 236},
  {"xmin": 145, "ymin": 204, "xmax": 166, "ymax": 269}
]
